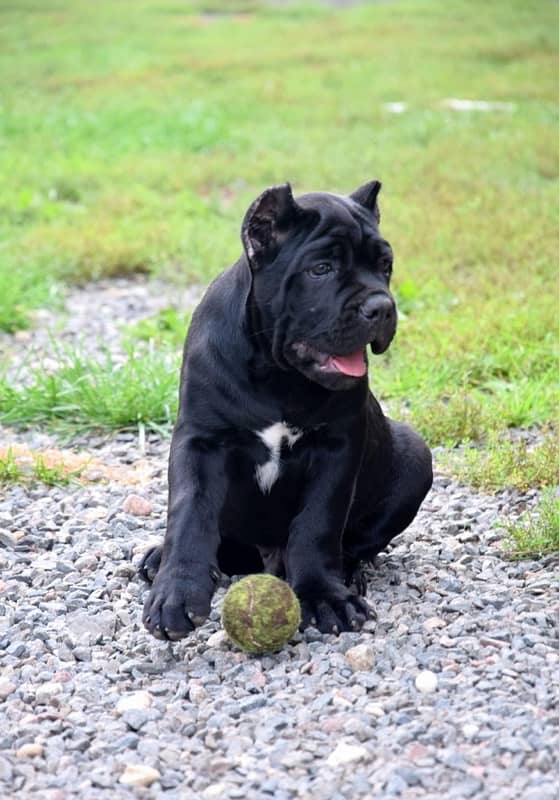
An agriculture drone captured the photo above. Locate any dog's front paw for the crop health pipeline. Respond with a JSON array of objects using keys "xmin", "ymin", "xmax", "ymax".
[
  {"xmin": 297, "ymin": 582, "xmax": 370, "ymax": 634},
  {"xmin": 142, "ymin": 568, "xmax": 217, "ymax": 641},
  {"xmin": 138, "ymin": 545, "xmax": 162, "ymax": 584}
]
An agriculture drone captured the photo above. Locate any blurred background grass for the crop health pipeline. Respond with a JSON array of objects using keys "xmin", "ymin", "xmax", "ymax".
[{"xmin": 0, "ymin": 0, "xmax": 558, "ymax": 457}]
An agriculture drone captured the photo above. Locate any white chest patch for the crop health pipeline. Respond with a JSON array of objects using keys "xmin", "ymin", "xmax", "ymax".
[{"xmin": 255, "ymin": 421, "xmax": 303, "ymax": 494}]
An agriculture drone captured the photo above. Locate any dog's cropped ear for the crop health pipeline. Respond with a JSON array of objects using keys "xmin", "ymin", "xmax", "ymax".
[
  {"xmin": 241, "ymin": 183, "xmax": 302, "ymax": 268},
  {"xmin": 350, "ymin": 180, "xmax": 382, "ymax": 223}
]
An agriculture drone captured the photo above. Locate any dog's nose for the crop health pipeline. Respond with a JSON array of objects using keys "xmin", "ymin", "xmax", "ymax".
[{"xmin": 359, "ymin": 293, "xmax": 395, "ymax": 324}]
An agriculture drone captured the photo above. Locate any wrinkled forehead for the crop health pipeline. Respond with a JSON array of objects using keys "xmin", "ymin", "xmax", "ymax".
[{"xmin": 295, "ymin": 191, "xmax": 375, "ymax": 247}]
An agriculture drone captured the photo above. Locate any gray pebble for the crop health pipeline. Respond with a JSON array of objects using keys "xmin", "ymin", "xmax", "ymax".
[
  {"xmin": 0, "ymin": 756, "xmax": 13, "ymax": 783},
  {"xmin": 238, "ymin": 696, "xmax": 267, "ymax": 713},
  {"xmin": 122, "ymin": 709, "xmax": 150, "ymax": 731}
]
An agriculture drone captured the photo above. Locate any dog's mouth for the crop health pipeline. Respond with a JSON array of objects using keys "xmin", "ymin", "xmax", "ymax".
[{"xmin": 292, "ymin": 342, "xmax": 367, "ymax": 378}]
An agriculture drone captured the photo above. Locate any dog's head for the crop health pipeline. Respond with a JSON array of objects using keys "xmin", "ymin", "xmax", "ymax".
[{"xmin": 241, "ymin": 181, "xmax": 397, "ymax": 390}]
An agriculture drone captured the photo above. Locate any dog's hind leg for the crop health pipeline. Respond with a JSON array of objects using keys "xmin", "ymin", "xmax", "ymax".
[
  {"xmin": 257, "ymin": 546, "xmax": 287, "ymax": 579},
  {"xmin": 343, "ymin": 420, "xmax": 432, "ymax": 592}
]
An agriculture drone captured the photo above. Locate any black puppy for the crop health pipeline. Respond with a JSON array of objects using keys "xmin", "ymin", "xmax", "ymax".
[{"xmin": 141, "ymin": 181, "xmax": 432, "ymax": 640}]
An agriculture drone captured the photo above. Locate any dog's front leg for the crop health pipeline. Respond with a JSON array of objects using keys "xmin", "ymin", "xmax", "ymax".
[
  {"xmin": 286, "ymin": 435, "xmax": 370, "ymax": 634},
  {"xmin": 142, "ymin": 426, "xmax": 225, "ymax": 641}
]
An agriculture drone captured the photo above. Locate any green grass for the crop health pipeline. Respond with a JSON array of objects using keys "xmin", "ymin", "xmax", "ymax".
[
  {"xmin": 0, "ymin": 346, "xmax": 180, "ymax": 434},
  {"xmin": 0, "ymin": 258, "xmax": 62, "ymax": 332},
  {"xmin": 125, "ymin": 307, "xmax": 192, "ymax": 348},
  {"xmin": 0, "ymin": 0, "xmax": 558, "ymax": 493},
  {"xmin": 502, "ymin": 489, "xmax": 559, "ymax": 559},
  {"xmin": 378, "ymin": 298, "xmax": 559, "ymax": 443},
  {"xmin": 441, "ymin": 429, "xmax": 559, "ymax": 493}
]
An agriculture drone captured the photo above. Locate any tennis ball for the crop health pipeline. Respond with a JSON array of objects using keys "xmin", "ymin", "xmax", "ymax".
[{"xmin": 221, "ymin": 574, "xmax": 301, "ymax": 654}]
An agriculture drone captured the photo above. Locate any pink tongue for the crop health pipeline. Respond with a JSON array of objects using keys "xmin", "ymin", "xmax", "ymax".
[{"xmin": 331, "ymin": 350, "xmax": 366, "ymax": 377}]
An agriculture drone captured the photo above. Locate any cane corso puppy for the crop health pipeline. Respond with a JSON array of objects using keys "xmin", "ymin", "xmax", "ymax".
[{"xmin": 140, "ymin": 180, "xmax": 432, "ymax": 640}]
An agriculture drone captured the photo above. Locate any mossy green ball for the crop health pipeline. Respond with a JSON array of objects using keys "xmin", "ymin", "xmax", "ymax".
[{"xmin": 221, "ymin": 574, "xmax": 301, "ymax": 654}]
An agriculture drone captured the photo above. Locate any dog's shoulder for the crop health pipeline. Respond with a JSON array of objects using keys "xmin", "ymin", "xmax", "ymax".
[{"xmin": 177, "ymin": 260, "xmax": 258, "ymax": 428}]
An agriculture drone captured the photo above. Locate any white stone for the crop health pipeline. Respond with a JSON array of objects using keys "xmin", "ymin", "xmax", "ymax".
[
  {"xmin": 415, "ymin": 670, "xmax": 438, "ymax": 694},
  {"xmin": 423, "ymin": 616, "xmax": 446, "ymax": 631},
  {"xmin": 80, "ymin": 506, "xmax": 108, "ymax": 522},
  {"xmin": 396, "ymin": 623, "xmax": 409, "ymax": 635},
  {"xmin": 345, "ymin": 643, "xmax": 375, "ymax": 672},
  {"xmin": 74, "ymin": 554, "xmax": 99, "ymax": 571},
  {"xmin": 0, "ymin": 679, "xmax": 16, "ymax": 700},
  {"xmin": 116, "ymin": 691, "xmax": 152, "ymax": 714},
  {"xmin": 463, "ymin": 723, "xmax": 480, "ymax": 739},
  {"xmin": 16, "ymin": 743, "xmax": 44, "ymax": 758},
  {"xmin": 332, "ymin": 693, "xmax": 353, "ymax": 709},
  {"xmin": 188, "ymin": 683, "xmax": 208, "ymax": 705},
  {"xmin": 364, "ymin": 702, "xmax": 385, "ymax": 718},
  {"xmin": 203, "ymin": 783, "xmax": 227, "ymax": 799},
  {"xmin": 66, "ymin": 610, "xmax": 116, "ymax": 645},
  {"xmin": 327, "ymin": 742, "xmax": 368, "ymax": 767},
  {"xmin": 206, "ymin": 630, "xmax": 229, "ymax": 649},
  {"xmin": 35, "ymin": 682, "xmax": 63, "ymax": 705},
  {"xmin": 119, "ymin": 764, "xmax": 160, "ymax": 787}
]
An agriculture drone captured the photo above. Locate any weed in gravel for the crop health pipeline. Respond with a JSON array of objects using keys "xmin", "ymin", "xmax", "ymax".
[
  {"xmin": 0, "ymin": 449, "xmax": 22, "ymax": 483},
  {"xmin": 0, "ymin": 447, "xmax": 83, "ymax": 486},
  {"xmin": 32, "ymin": 454, "xmax": 84, "ymax": 486},
  {"xmin": 502, "ymin": 489, "xmax": 559, "ymax": 559},
  {"xmin": 401, "ymin": 391, "xmax": 493, "ymax": 447},
  {"xmin": 441, "ymin": 429, "xmax": 559, "ymax": 492}
]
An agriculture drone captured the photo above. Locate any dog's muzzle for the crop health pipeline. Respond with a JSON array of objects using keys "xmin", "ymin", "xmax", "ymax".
[{"xmin": 359, "ymin": 293, "xmax": 396, "ymax": 327}]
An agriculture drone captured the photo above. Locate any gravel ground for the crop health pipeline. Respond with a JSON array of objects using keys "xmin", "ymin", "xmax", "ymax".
[
  {"xmin": 1, "ymin": 279, "xmax": 558, "ymax": 799},
  {"xmin": 0, "ymin": 277, "xmax": 203, "ymax": 382}
]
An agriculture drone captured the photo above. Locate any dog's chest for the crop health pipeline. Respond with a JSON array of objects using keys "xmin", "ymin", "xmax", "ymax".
[{"xmin": 254, "ymin": 421, "xmax": 304, "ymax": 493}]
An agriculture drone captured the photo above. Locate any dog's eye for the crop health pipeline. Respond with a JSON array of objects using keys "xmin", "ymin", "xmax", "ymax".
[
  {"xmin": 308, "ymin": 263, "xmax": 334, "ymax": 278},
  {"xmin": 381, "ymin": 261, "xmax": 392, "ymax": 278}
]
